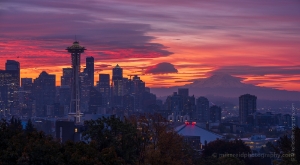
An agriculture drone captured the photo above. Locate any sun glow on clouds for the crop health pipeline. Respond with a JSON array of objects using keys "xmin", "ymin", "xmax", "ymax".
[{"xmin": 0, "ymin": 0, "xmax": 300, "ymax": 90}]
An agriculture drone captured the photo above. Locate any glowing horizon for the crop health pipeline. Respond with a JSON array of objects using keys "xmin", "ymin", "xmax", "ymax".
[{"xmin": 1, "ymin": 0, "xmax": 299, "ymax": 91}]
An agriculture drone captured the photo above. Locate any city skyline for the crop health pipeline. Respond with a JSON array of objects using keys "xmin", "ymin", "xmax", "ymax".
[{"xmin": 1, "ymin": 0, "xmax": 300, "ymax": 91}]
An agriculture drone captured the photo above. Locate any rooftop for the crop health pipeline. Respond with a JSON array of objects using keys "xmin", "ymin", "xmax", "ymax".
[
  {"xmin": 175, "ymin": 123, "xmax": 224, "ymax": 143},
  {"xmin": 66, "ymin": 41, "xmax": 86, "ymax": 50}
]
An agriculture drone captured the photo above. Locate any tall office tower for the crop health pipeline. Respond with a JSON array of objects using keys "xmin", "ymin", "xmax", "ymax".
[
  {"xmin": 178, "ymin": 88, "xmax": 189, "ymax": 97},
  {"xmin": 142, "ymin": 91, "xmax": 157, "ymax": 113},
  {"xmin": 33, "ymin": 71, "xmax": 56, "ymax": 117},
  {"xmin": 131, "ymin": 75, "xmax": 145, "ymax": 111},
  {"xmin": 196, "ymin": 97, "xmax": 210, "ymax": 122},
  {"xmin": 98, "ymin": 74, "xmax": 110, "ymax": 108},
  {"xmin": 61, "ymin": 68, "xmax": 72, "ymax": 87},
  {"xmin": 112, "ymin": 64, "xmax": 123, "ymax": 106},
  {"xmin": 239, "ymin": 94, "xmax": 257, "ymax": 124},
  {"xmin": 20, "ymin": 78, "xmax": 33, "ymax": 116},
  {"xmin": 86, "ymin": 57, "xmax": 94, "ymax": 86},
  {"xmin": 0, "ymin": 69, "xmax": 19, "ymax": 116},
  {"xmin": 21, "ymin": 78, "xmax": 33, "ymax": 90},
  {"xmin": 88, "ymin": 86, "xmax": 102, "ymax": 114},
  {"xmin": 166, "ymin": 92, "xmax": 183, "ymax": 115},
  {"xmin": 123, "ymin": 94, "xmax": 134, "ymax": 115},
  {"xmin": 59, "ymin": 86, "xmax": 71, "ymax": 115},
  {"xmin": 209, "ymin": 105, "xmax": 222, "ymax": 123},
  {"xmin": 4, "ymin": 60, "xmax": 20, "ymax": 115},
  {"xmin": 183, "ymin": 95, "xmax": 196, "ymax": 119},
  {"xmin": 66, "ymin": 41, "xmax": 86, "ymax": 123},
  {"xmin": 122, "ymin": 78, "xmax": 130, "ymax": 95},
  {"xmin": 5, "ymin": 60, "xmax": 20, "ymax": 86},
  {"xmin": 80, "ymin": 70, "xmax": 90, "ymax": 112},
  {"xmin": 178, "ymin": 88, "xmax": 195, "ymax": 117}
]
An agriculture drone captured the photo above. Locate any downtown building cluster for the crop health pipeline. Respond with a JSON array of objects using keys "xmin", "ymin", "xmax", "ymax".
[
  {"xmin": 0, "ymin": 58, "xmax": 295, "ymax": 128},
  {"xmin": 0, "ymin": 41, "xmax": 296, "ymax": 130},
  {"xmin": 0, "ymin": 59, "xmax": 157, "ymax": 119}
]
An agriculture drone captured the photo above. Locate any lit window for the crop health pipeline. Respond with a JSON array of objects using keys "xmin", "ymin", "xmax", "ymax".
[{"xmin": 75, "ymin": 128, "xmax": 78, "ymax": 133}]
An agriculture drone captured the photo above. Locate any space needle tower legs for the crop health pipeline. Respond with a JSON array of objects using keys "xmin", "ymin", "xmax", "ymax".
[{"xmin": 66, "ymin": 41, "xmax": 86, "ymax": 123}]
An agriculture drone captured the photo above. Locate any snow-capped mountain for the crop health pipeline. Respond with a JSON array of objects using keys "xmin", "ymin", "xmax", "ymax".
[
  {"xmin": 185, "ymin": 73, "xmax": 252, "ymax": 88},
  {"xmin": 151, "ymin": 74, "xmax": 300, "ymax": 101}
]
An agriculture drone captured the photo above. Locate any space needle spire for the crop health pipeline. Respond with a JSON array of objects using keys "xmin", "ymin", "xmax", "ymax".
[{"xmin": 66, "ymin": 40, "xmax": 86, "ymax": 123}]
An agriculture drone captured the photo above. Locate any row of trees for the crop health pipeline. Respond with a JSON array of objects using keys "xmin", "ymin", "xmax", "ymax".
[{"xmin": 0, "ymin": 115, "xmax": 299, "ymax": 165}]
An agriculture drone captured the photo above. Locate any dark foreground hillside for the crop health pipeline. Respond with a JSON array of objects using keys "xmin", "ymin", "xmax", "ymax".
[{"xmin": 0, "ymin": 116, "xmax": 299, "ymax": 165}]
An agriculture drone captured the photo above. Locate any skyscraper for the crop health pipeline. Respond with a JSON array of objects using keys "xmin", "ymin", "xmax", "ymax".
[
  {"xmin": 88, "ymin": 86, "xmax": 102, "ymax": 114},
  {"xmin": 112, "ymin": 64, "xmax": 123, "ymax": 106},
  {"xmin": 0, "ymin": 69, "xmax": 19, "ymax": 116},
  {"xmin": 183, "ymin": 95, "xmax": 196, "ymax": 119},
  {"xmin": 86, "ymin": 56, "xmax": 94, "ymax": 86},
  {"xmin": 98, "ymin": 74, "xmax": 110, "ymax": 108},
  {"xmin": 61, "ymin": 68, "xmax": 72, "ymax": 87},
  {"xmin": 80, "ymin": 70, "xmax": 90, "ymax": 113},
  {"xmin": 178, "ymin": 88, "xmax": 189, "ymax": 97},
  {"xmin": 209, "ymin": 105, "xmax": 222, "ymax": 122},
  {"xmin": 196, "ymin": 97, "xmax": 210, "ymax": 122},
  {"xmin": 3, "ymin": 60, "xmax": 20, "ymax": 115},
  {"xmin": 131, "ymin": 75, "xmax": 145, "ymax": 111},
  {"xmin": 20, "ymin": 78, "xmax": 33, "ymax": 116},
  {"xmin": 59, "ymin": 86, "xmax": 71, "ymax": 115},
  {"xmin": 123, "ymin": 94, "xmax": 134, "ymax": 115},
  {"xmin": 33, "ymin": 71, "xmax": 56, "ymax": 117},
  {"xmin": 66, "ymin": 41, "xmax": 86, "ymax": 123},
  {"xmin": 166, "ymin": 92, "xmax": 183, "ymax": 115},
  {"xmin": 21, "ymin": 78, "xmax": 33, "ymax": 90},
  {"xmin": 5, "ymin": 60, "xmax": 20, "ymax": 86},
  {"xmin": 239, "ymin": 94, "xmax": 257, "ymax": 124}
]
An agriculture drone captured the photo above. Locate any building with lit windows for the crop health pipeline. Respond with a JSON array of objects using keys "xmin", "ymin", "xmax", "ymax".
[
  {"xmin": 0, "ymin": 69, "xmax": 19, "ymax": 116},
  {"xmin": 98, "ymin": 74, "xmax": 110, "ymax": 108},
  {"xmin": 196, "ymin": 97, "xmax": 210, "ymax": 122},
  {"xmin": 112, "ymin": 64, "xmax": 123, "ymax": 106},
  {"xmin": 33, "ymin": 71, "xmax": 56, "ymax": 117},
  {"xmin": 239, "ymin": 94, "xmax": 257, "ymax": 124}
]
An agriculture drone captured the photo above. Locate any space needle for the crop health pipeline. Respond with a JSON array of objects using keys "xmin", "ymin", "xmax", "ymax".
[{"xmin": 66, "ymin": 40, "xmax": 86, "ymax": 123}]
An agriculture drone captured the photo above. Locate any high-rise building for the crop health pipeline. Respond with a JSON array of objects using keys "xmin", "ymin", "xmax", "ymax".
[
  {"xmin": 86, "ymin": 57, "xmax": 94, "ymax": 86},
  {"xmin": 196, "ymin": 97, "xmax": 210, "ymax": 122},
  {"xmin": 33, "ymin": 71, "xmax": 56, "ymax": 117},
  {"xmin": 66, "ymin": 41, "xmax": 86, "ymax": 123},
  {"xmin": 80, "ymin": 70, "xmax": 90, "ymax": 113},
  {"xmin": 183, "ymin": 95, "xmax": 196, "ymax": 119},
  {"xmin": 209, "ymin": 105, "xmax": 222, "ymax": 122},
  {"xmin": 59, "ymin": 86, "xmax": 71, "ymax": 115},
  {"xmin": 166, "ymin": 92, "xmax": 183, "ymax": 115},
  {"xmin": 142, "ymin": 91, "xmax": 157, "ymax": 113},
  {"xmin": 239, "ymin": 94, "xmax": 257, "ymax": 124},
  {"xmin": 123, "ymin": 94, "xmax": 134, "ymax": 115},
  {"xmin": 88, "ymin": 86, "xmax": 101, "ymax": 114},
  {"xmin": 21, "ymin": 78, "xmax": 33, "ymax": 90},
  {"xmin": 0, "ymin": 69, "xmax": 19, "ymax": 116},
  {"xmin": 122, "ymin": 78, "xmax": 130, "ymax": 95},
  {"xmin": 61, "ymin": 68, "xmax": 72, "ymax": 87},
  {"xmin": 2, "ymin": 60, "xmax": 20, "ymax": 115},
  {"xmin": 20, "ymin": 78, "xmax": 33, "ymax": 116},
  {"xmin": 98, "ymin": 74, "xmax": 110, "ymax": 108},
  {"xmin": 112, "ymin": 64, "xmax": 123, "ymax": 106},
  {"xmin": 178, "ymin": 88, "xmax": 189, "ymax": 97},
  {"xmin": 5, "ymin": 60, "xmax": 20, "ymax": 86},
  {"xmin": 131, "ymin": 75, "xmax": 145, "ymax": 111}
]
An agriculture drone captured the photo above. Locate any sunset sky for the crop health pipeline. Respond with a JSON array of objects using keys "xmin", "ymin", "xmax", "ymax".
[{"xmin": 1, "ymin": 0, "xmax": 300, "ymax": 91}]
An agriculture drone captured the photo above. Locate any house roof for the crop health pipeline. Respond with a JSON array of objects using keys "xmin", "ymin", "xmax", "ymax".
[{"xmin": 175, "ymin": 124, "xmax": 224, "ymax": 144}]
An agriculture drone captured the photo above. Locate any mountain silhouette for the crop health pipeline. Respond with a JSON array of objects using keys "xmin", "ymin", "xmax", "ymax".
[{"xmin": 151, "ymin": 74, "xmax": 300, "ymax": 101}]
